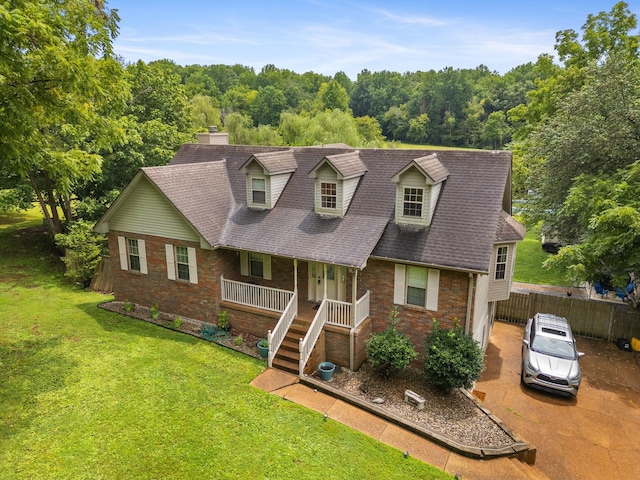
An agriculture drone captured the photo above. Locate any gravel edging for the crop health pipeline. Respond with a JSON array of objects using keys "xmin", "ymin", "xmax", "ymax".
[{"xmin": 300, "ymin": 375, "xmax": 531, "ymax": 460}]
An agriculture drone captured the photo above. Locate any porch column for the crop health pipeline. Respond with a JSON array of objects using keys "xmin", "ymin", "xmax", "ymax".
[
  {"xmin": 293, "ymin": 259, "xmax": 298, "ymax": 292},
  {"xmin": 351, "ymin": 269, "xmax": 358, "ymax": 328},
  {"xmin": 350, "ymin": 269, "xmax": 358, "ymax": 372},
  {"xmin": 323, "ymin": 263, "xmax": 328, "ymax": 299}
]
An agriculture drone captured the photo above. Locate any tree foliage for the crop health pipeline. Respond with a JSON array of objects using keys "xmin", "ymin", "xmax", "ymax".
[{"xmin": 0, "ymin": 0, "xmax": 128, "ymax": 234}]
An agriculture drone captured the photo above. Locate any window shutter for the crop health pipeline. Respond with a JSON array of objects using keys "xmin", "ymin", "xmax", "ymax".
[
  {"xmin": 165, "ymin": 244, "xmax": 176, "ymax": 280},
  {"xmin": 138, "ymin": 239, "xmax": 148, "ymax": 274},
  {"xmin": 118, "ymin": 236, "xmax": 128, "ymax": 271},
  {"xmin": 426, "ymin": 269, "xmax": 440, "ymax": 311},
  {"xmin": 240, "ymin": 251, "xmax": 249, "ymax": 276},
  {"xmin": 187, "ymin": 247, "xmax": 198, "ymax": 284},
  {"xmin": 393, "ymin": 264, "xmax": 406, "ymax": 305},
  {"xmin": 263, "ymin": 254, "xmax": 272, "ymax": 280}
]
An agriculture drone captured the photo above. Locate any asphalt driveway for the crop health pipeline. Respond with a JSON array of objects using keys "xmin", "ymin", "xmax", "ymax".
[{"xmin": 476, "ymin": 321, "xmax": 640, "ymax": 480}]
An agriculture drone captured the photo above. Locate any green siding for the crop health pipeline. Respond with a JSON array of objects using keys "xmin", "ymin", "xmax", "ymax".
[{"xmin": 109, "ymin": 178, "xmax": 200, "ymax": 241}]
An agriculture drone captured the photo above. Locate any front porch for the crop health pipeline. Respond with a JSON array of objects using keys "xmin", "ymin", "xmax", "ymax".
[{"xmin": 220, "ymin": 275, "xmax": 371, "ymax": 375}]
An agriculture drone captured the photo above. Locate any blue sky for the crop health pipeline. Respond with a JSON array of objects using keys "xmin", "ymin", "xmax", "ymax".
[{"xmin": 107, "ymin": 1, "xmax": 639, "ymax": 79}]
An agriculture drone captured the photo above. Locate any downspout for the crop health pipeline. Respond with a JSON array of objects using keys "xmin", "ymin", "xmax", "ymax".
[{"xmin": 465, "ymin": 273, "xmax": 474, "ymax": 336}]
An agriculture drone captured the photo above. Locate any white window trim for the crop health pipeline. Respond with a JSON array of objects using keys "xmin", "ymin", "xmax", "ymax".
[
  {"xmin": 240, "ymin": 251, "xmax": 272, "ymax": 280},
  {"xmin": 495, "ymin": 246, "xmax": 508, "ymax": 281},
  {"xmin": 393, "ymin": 264, "xmax": 439, "ymax": 311},
  {"xmin": 165, "ymin": 244, "xmax": 198, "ymax": 284},
  {"xmin": 395, "ymin": 184, "xmax": 431, "ymax": 226},
  {"xmin": 249, "ymin": 176, "xmax": 267, "ymax": 207},
  {"xmin": 117, "ymin": 236, "xmax": 147, "ymax": 274}
]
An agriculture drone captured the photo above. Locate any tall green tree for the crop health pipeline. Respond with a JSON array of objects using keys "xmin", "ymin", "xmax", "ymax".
[{"xmin": 0, "ymin": 0, "xmax": 128, "ymax": 235}]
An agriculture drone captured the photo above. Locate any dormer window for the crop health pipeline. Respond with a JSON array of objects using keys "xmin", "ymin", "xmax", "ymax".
[
  {"xmin": 403, "ymin": 188, "xmax": 423, "ymax": 217},
  {"xmin": 321, "ymin": 182, "xmax": 337, "ymax": 209},
  {"xmin": 308, "ymin": 151, "xmax": 367, "ymax": 217},
  {"xmin": 391, "ymin": 154, "xmax": 449, "ymax": 227},
  {"xmin": 240, "ymin": 150, "xmax": 297, "ymax": 210},
  {"xmin": 251, "ymin": 177, "xmax": 266, "ymax": 204}
]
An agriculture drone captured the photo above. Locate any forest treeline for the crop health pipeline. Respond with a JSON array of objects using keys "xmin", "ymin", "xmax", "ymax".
[{"xmin": 2, "ymin": 1, "xmax": 640, "ymax": 292}]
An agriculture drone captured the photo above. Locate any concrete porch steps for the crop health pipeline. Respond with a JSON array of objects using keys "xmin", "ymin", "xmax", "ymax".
[{"xmin": 272, "ymin": 318, "xmax": 311, "ymax": 375}]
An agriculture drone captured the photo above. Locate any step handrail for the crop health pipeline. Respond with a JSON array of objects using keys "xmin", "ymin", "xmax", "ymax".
[
  {"xmin": 298, "ymin": 298, "xmax": 328, "ymax": 377},
  {"xmin": 267, "ymin": 289, "xmax": 298, "ymax": 367}
]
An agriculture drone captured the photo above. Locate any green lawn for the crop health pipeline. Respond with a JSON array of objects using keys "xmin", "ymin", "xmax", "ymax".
[
  {"xmin": 513, "ymin": 221, "xmax": 569, "ymax": 286},
  {"xmin": 0, "ymin": 209, "xmax": 450, "ymax": 480}
]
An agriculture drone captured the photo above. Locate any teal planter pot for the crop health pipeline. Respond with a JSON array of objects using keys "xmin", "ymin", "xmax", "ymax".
[
  {"xmin": 318, "ymin": 361, "xmax": 335, "ymax": 381},
  {"xmin": 257, "ymin": 340, "xmax": 269, "ymax": 359}
]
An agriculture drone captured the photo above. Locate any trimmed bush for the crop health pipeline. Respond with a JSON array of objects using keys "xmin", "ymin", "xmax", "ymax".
[
  {"xmin": 423, "ymin": 320, "xmax": 485, "ymax": 392},
  {"xmin": 365, "ymin": 307, "xmax": 417, "ymax": 378}
]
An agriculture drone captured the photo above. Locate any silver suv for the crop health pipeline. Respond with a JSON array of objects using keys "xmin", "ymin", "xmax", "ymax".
[{"xmin": 521, "ymin": 313, "xmax": 584, "ymax": 397}]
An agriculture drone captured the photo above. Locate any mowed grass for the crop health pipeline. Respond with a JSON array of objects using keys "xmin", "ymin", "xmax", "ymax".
[
  {"xmin": 0, "ymin": 208, "xmax": 451, "ymax": 480},
  {"xmin": 513, "ymin": 221, "xmax": 569, "ymax": 286},
  {"xmin": 388, "ymin": 141, "xmax": 481, "ymax": 151}
]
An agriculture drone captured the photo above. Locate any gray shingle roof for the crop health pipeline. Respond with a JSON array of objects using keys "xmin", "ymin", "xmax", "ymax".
[
  {"xmin": 317, "ymin": 151, "xmax": 367, "ymax": 179},
  {"xmin": 414, "ymin": 154, "xmax": 449, "ymax": 183},
  {"xmin": 152, "ymin": 144, "xmax": 524, "ymax": 272},
  {"xmin": 242, "ymin": 149, "xmax": 297, "ymax": 174}
]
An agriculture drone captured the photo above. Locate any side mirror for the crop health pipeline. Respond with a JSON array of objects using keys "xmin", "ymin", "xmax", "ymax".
[
  {"xmin": 522, "ymin": 339, "xmax": 530, "ymax": 347},
  {"xmin": 577, "ymin": 351, "xmax": 585, "ymax": 358}
]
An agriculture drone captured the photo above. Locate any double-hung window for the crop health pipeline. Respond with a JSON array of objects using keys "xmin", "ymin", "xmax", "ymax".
[
  {"xmin": 394, "ymin": 264, "xmax": 439, "ymax": 311},
  {"xmin": 321, "ymin": 182, "xmax": 337, "ymax": 209},
  {"xmin": 175, "ymin": 246, "xmax": 191, "ymax": 281},
  {"xmin": 240, "ymin": 251, "xmax": 272, "ymax": 280},
  {"xmin": 251, "ymin": 178, "xmax": 266, "ymax": 204},
  {"xmin": 165, "ymin": 244, "xmax": 198, "ymax": 284},
  {"xmin": 403, "ymin": 187, "xmax": 423, "ymax": 217},
  {"xmin": 117, "ymin": 236, "xmax": 147, "ymax": 274},
  {"xmin": 495, "ymin": 246, "xmax": 508, "ymax": 280},
  {"xmin": 250, "ymin": 252, "xmax": 264, "ymax": 277},
  {"xmin": 127, "ymin": 239, "xmax": 141, "ymax": 271},
  {"xmin": 406, "ymin": 266, "xmax": 427, "ymax": 306}
]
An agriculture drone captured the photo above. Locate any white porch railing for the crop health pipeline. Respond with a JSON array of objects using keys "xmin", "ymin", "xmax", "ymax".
[
  {"xmin": 355, "ymin": 290, "xmax": 371, "ymax": 328},
  {"xmin": 325, "ymin": 299, "xmax": 351, "ymax": 327},
  {"xmin": 325, "ymin": 290, "xmax": 370, "ymax": 328},
  {"xmin": 299, "ymin": 298, "xmax": 328, "ymax": 377},
  {"xmin": 268, "ymin": 290, "xmax": 298, "ymax": 368},
  {"xmin": 221, "ymin": 276, "xmax": 294, "ymax": 312}
]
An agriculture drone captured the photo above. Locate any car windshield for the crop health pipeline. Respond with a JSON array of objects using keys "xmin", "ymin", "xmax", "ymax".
[{"xmin": 532, "ymin": 335, "xmax": 576, "ymax": 359}]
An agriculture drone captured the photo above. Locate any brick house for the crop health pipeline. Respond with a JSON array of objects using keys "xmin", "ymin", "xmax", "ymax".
[{"xmin": 95, "ymin": 133, "xmax": 525, "ymax": 375}]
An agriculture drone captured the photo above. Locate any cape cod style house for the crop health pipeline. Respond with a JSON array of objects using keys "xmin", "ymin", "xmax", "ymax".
[{"xmin": 95, "ymin": 133, "xmax": 525, "ymax": 375}]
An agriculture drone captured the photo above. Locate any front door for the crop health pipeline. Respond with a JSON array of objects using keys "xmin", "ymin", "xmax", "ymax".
[{"xmin": 308, "ymin": 262, "xmax": 346, "ymax": 302}]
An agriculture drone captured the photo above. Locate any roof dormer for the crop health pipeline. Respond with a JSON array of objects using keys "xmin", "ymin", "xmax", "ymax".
[
  {"xmin": 308, "ymin": 151, "xmax": 366, "ymax": 217},
  {"xmin": 240, "ymin": 150, "xmax": 297, "ymax": 209},
  {"xmin": 391, "ymin": 153, "xmax": 448, "ymax": 227}
]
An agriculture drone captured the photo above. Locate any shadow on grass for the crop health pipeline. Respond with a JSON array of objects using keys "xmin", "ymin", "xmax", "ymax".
[{"xmin": 0, "ymin": 336, "xmax": 76, "ymax": 446}]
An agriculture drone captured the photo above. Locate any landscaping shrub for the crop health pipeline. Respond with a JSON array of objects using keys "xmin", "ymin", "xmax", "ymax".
[
  {"xmin": 365, "ymin": 306, "xmax": 417, "ymax": 378},
  {"xmin": 54, "ymin": 220, "xmax": 106, "ymax": 283},
  {"xmin": 423, "ymin": 320, "xmax": 484, "ymax": 392}
]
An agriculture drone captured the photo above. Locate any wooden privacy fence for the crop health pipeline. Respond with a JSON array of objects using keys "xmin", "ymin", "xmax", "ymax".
[{"xmin": 497, "ymin": 292, "xmax": 640, "ymax": 341}]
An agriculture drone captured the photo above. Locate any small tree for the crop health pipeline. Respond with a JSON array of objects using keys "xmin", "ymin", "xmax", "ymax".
[
  {"xmin": 365, "ymin": 307, "xmax": 417, "ymax": 378},
  {"xmin": 424, "ymin": 320, "xmax": 484, "ymax": 392},
  {"xmin": 54, "ymin": 220, "xmax": 106, "ymax": 284}
]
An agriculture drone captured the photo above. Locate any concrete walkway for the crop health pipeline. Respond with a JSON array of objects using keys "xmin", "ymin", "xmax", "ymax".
[
  {"xmin": 475, "ymin": 321, "xmax": 640, "ymax": 480},
  {"xmin": 251, "ymin": 368, "xmax": 548, "ymax": 479}
]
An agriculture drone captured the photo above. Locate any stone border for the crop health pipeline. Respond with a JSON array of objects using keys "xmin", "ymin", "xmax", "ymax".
[{"xmin": 301, "ymin": 375, "xmax": 535, "ymax": 463}]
